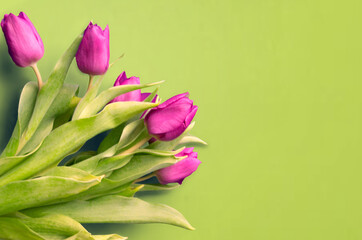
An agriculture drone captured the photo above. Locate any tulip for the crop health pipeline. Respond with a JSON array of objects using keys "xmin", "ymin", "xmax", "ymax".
[
  {"xmin": 109, "ymin": 71, "xmax": 141, "ymax": 103},
  {"xmin": 156, "ymin": 147, "xmax": 201, "ymax": 185},
  {"xmin": 76, "ymin": 22, "xmax": 109, "ymax": 75},
  {"xmin": 1, "ymin": 12, "xmax": 44, "ymax": 67},
  {"xmin": 144, "ymin": 92, "xmax": 198, "ymax": 141}
]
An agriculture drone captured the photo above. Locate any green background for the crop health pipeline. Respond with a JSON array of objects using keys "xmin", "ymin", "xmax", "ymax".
[{"xmin": 1, "ymin": 0, "xmax": 362, "ymax": 239}]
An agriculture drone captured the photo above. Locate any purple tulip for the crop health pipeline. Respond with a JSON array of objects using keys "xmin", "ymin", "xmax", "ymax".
[
  {"xmin": 1, "ymin": 12, "xmax": 44, "ymax": 67},
  {"xmin": 76, "ymin": 22, "xmax": 109, "ymax": 75},
  {"xmin": 144, "ymin": 92, "xmax": 198, "ymax": 141},
  {"xmin": 109, "ymin": 71, "xmax": 141, "ymax": 103},
  {"xmin": 156, "ymin": 147, "xmax": 201, "ymax": 185}
]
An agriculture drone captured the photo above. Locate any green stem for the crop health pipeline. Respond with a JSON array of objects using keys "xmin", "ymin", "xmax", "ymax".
[
  {"xmin": 30, "ymin": 64, "xmax": 43, "ymax": 90},
  {"xmin": 87, "ymin": 75, "xmax": 94, "ymax": 92}
]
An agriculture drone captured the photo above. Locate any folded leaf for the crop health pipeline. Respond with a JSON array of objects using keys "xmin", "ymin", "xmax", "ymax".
[
  {"xmin": 78, "ymin": 81, "xmax": 163, "ymax": 119},
  {"xmin": 19, "ymin": 84, "xmax": 79, "ymax": 155},
  {"xmin": 0, "ymin": 217, "xmax": 44, "ymax": 240},
  {"xmin": 72, "ymin": 75, "xmax": 104, "ymax": 120},
  {"xmin": 178, "ymin": 135, "xmax": 207, "ymax": 146},
  {"xmin": 23, "ymin": 195, "xmax": 195, "ymax": 230},
  {"xmin": 0, "ymin": 140, "xmax": 43, "ymax": 177},
  {"xmin": 19, "ymin": 214, "xmax": 87, "ymax": 240},
  {"xmin": 0, "ymin": 167, "xmax": 102, "ymax": 215}
]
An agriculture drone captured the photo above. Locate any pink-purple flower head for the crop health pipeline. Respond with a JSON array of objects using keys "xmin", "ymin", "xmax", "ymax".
[
  {"xmin": 76, "ymin": 22, "xmax": 110, "ymax": 75},
  {"xmin": 109, "ymin": 71, "xmax": 141, "ymax": 103},
  {"xmin": 156, "ymin": 147, "xmax": 201, "ymax": 185},
  {"xmin": 1, "ymin": 12, "xmax": 44, "ymax": 67},
  {"xmin": 109, "ymin": 71, "xmax": 159, "ymax": 104},
  {"xmin": 144, "ymin": 93, "xmax": 198, "ymax": 141}
]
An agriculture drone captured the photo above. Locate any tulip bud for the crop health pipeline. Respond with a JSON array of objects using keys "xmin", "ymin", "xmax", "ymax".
[
  {"xmin": 76, "ymin": 22, "xmax": 109, "ymax": 75},
  {"xmin": 144, "ymin": 92, "xmax": 198, "ymax": 141},
  {"xmin": 109, "ymin": 71, "xmax": 141, "ymax": 103},
  {"xmin": 156, "ymin": 147, "xmax": 201, "ymax": 185},
  {"xmin": 1, "ymin": 12, "xmax": 44, "ymax": 67}
]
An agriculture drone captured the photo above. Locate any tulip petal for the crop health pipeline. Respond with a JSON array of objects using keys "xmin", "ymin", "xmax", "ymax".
[{"xmin": 157, "ymin": 157, "xmax": 201, "ymax": 185}]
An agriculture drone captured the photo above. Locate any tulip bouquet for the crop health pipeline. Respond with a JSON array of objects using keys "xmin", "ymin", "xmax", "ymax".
[{"xmin": 0, "ymin": 12, "xmax": 205, "ymax": 240}]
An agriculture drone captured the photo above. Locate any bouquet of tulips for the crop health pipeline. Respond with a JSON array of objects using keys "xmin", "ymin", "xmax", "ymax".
[{"xmin": 0, "ymin": 12, "xmax": 205, "ymax": 240}]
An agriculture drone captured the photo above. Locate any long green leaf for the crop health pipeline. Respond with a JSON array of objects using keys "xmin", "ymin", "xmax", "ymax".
[
  {"xmin": 20, "ymin": 34, "xmax": 82, "ymax": 147},
  {"xmin": 0, "ymin": 217, "xmax": 44, "ymax": 240},
  {"xmin": 78, "ymin": 81, "xmax": 163, "ymax": 119},
  {"xmin": 72, "ymin": 75, "xmax": 104, "ymax": 120},
  {"xmin": 0, "ymin": 101, "xmax": 158, "ymax": 187},
  {"xmin": 19, "ymin": 84, "xmax": 79, "ymax": 155},
  {"xmin": 23, "ymin": 195, "xmax": 194, "ymax": 230},
  {"xmin": 0, "ymin": 167, "xmax": 102, "ymax": 215},
  {"xmin": 19, "ymin": 214, "xmax": 87, "ymax": 240},
  {"xmin": 0, "ymin": 141, "xmax": 42, "ymax": 176},
  {"xmin": 108, "ymin": 154, "xmax": 179, "ymax": 184},
  {"xmin": 134, "ymin": 183, "xmax": 179, "ymax": 191},
  {"xmin": 178, "ymin": 135, "xmax": 207, "ymax": 146}
]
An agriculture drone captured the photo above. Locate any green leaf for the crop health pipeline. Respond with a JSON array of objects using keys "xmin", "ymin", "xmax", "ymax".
[
  {"xmin": 72, "ymin": 75, "xmax": 104, "ymax": 120},
  {"xmin": 1, "ymin": 82, "xmax": 38, "ymax": 157},
  {"xmin": 108, "ymin": 154, "xmax": 179, "ymax": 185},
  {"xmin": 56, "ymin": 179, "xmax": 131, "ymax": 202},
  {"xmin": 92, "ymin": 155, "xmax": 133, "ymax": 176},
  {"xmin": 65, "ymin": 151, "xmax": 97, "ymax": 166},
  {"xmin": 0, "ymin": 167, "xmax": 102, "ymax": 215},
  {"xmin": 178, "ymin": 135, "xmax": 207, "ymax": 146},
  {"xmin": 116, "ymin": 119, "xmax": 145, "ymax": 150},
  {"xmin": 19, "ymin": 214, "xmax": 87, "ymax": 240},
  {"xmin": 0, "ymin": 140, "xmax": 43, "ymax": 176},
  {"xmin": 19, "ymin": 84, "xmax": 79, "ymax": 155},
  {"xmin": 0, "ymin": 101, "xmax": 158, "ymax": 187},
  {"xmin": 78, "ymin": 81, "xmax": 163, "ymax": 119},
  {"xmin": 134, "ymin": 183, "xmax": 179, "ymax": 191},
  {"xmin": 117, "ymin": 184, "xmax": 144, "ymax": 197},
  {"xmin": 23, "ymin": 195, "xmax": 195, "ymax": 230},
  {"xmin": 72, "ymin": 145, "xmax": 118, "ymax": 173},
  {"xmin": 20, "ymin": 34, "xmax": 82, "ymax": 148},
  {"xmin": 97, "ymin": 124, "xmax": 125, "ymax": 154},
  {"xmin": 0, "ymin": 217, "xmax": 44, "ymax": 240},
  {"xmin": 142, "ymin": 87, "xmax": 159, "ymax": 103},
  {"xmin": 64, "ymin": 230, "xmax": 92, "ymax": 240},
  {"xmin": 92, "ymin": 234, "xmax": 127, "ymax": 240}
]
